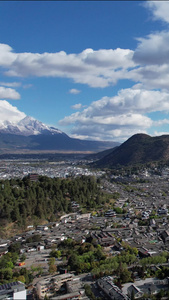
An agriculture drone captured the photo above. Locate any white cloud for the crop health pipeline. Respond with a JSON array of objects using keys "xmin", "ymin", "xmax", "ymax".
[
  {"xmin": 60, "ymin": 87, "xmax": 166, "ymax": 141},
  {"xmin": 154, "ymin": 131, "xmax": 169, "ymax": 136},
  {"xmin": 0, "ymin": 86, "xmax": 20, "ymax": 100},
  {"xmin": 2, "ymin": 40, "xmax": 169, "ymax": 93},
  {"xmin": 1, "ymin": 0, "xmax": 169, "ymax": 142},
  {"xmin": 0, "ymin": 82, "xmax": 21, "ymax": 88},
  {"xmin": 82, "ymin": 48, "xmax": 134, "ymax": 68},
  {"xmin": 71, "ymin": 103, "xmax": 83, "ymax": 110},
  {"xmin": 0, "ymin": 43, "xmax": 135, "ymax": 88},
  {"xmin": 69, "ymin": 88, "xmax": 81, "ymax": 94},
  {"xmin": 0, "ymin": 100, "xmax": 26, "ymax": 124},
  {"xmin": 154, "ymin": 119, "xmax": 169, "ymax": 126},
  {"xmin": 1, "ymin": 40, "xmax": 167, "ymax": 93},
  {"xmin": 133, "ymin": 31, "xmax": 169, "ymax": 65},
  {"xmin": 0, "ymin": 44, "xmax": 16, "ymax": 67},
  {"xmin": 144, "ymin": 1, "xmax": 169, "ymax": 24},
  {"xmin": 70, "ymin": 125, "xmax": 147, "ymax": 142}
]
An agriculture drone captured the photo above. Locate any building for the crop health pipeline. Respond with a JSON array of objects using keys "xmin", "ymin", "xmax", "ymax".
[
  {"xmin": 91, "ymin": 231, "xmax": 115, "ymax": 247},
  {"xmin": 0, "ymin": 281, "xmax": 26, "ymax": 300},
  {"xmin": 37, "ymin": 225, "xmax": 49, "ymax": 231},
  {"xmin": 97, "ymin": 276, "xmax": 129, "ymax": 300},
  {"xmin": 28, "ymin": 173, "xmax": 39, "ymax": 181},
  {"xmin": 36, "ymin": 274, "xmax": 74, "ymax": 299},
  {"xmin": 122, "ymin": 278, "xmax": 169, "ymax": 298},
  {"xmin": 105, "ymin": 210, "xmax": 116, "ymax": 218},
  {"xmin": 127, "ymin": 284, "xmax": 144, "ymax": 299}
]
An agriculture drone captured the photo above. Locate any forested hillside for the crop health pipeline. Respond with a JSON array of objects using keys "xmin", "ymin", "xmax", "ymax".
[
  {"xmin": 0, "ymin": 175, "xmax": 108, "ymax": 229},
  {"xmin": 93, "ymin": 133, "xmax": 169, "ymax": 168}
]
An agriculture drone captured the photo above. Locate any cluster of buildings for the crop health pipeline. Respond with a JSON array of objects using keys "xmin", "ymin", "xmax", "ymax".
[
  {"xmin": 0, "ymin": 281, "xmax": 26, "ymax": 300},
  {"xmin": 0, "ymin": 202, "xmax": 169, "ymax": 299},
  {"xmin": 1, "ymin": 161, "xmax": 169, "ymax": 298},
  {"xmin": 36, "ymin": 273, "xmax": 89, "ymax": 300},
  {"xmin": 97, "ymin": 276, "xmax": 169, "ymax": 300},
  {"xmin": 0, "ymin": 158, "xmax": 104, "ymax": 179}
]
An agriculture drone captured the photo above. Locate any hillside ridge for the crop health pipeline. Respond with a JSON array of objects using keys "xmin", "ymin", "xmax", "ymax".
[{"xmin": 93, "ymin": 133, "xmax": 169, "ymax": 168}]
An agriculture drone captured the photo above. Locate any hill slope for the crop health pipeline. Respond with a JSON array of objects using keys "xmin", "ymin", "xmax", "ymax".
[{"xmin": 93, "ymin": 133, "xmax": 169, "ymax": 168}]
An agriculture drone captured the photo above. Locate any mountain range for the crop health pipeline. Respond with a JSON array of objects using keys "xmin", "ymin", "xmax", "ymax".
[
  {"xmin": 0, "ymin": 116, "xmax": 119, "ymax": 153},
  {"xmin": 93, "ymin": 133, "xmax": 169, "ymax": 168},
  {"xmin": 1, "ymin": 117, "xmax": 169, "ymax": 166}
]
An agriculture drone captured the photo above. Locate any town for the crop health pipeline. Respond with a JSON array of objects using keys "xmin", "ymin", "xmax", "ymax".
[
  {"xmin": 0, "ymin": 155, "xmax": 104, "ymax": 180},
  {"xmin": 0, "ymin": 157, "xmax": 169, "ymax": 299}
]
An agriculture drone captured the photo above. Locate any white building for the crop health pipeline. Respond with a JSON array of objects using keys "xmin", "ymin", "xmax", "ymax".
[{"xmin": 0, "ymin": 281, "xmax": 26, "ymax": 300}]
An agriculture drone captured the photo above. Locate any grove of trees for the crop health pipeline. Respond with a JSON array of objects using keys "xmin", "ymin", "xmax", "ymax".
[{"xmin": 0, "ymin": 175, "xmax": 110, "ymax": 228}]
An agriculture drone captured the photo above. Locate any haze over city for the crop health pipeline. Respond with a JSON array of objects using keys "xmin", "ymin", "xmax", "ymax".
[{"xmin": 0, "ymin": 1, "xmax": 169, "ymax": 142}]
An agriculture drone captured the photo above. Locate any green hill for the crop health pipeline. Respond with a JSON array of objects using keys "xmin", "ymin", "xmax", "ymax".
[{"xmin": 93, "ymin": 133, "xmax": 169, "ymax": 168}]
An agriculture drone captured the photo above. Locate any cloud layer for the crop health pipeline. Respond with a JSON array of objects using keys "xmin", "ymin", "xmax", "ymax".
[
  {"xmin": 1, "ymin": 1, "xmax": 169, "ymax": 141},
  {"xmin": 60, "ymin": 88, "xmax": 169, "ymax": 141}
]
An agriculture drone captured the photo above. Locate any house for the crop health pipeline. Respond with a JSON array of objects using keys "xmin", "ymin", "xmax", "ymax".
[
  {"xmin": 76, "ymin": 213, "xmax": 91, "ymax": 220},
  {"xmin": 105, "ymin": 210, "xmax": 116, "ymax": 218},
  {"xmin": 28, "ymin": 173, "xmax": 39, "ymax": 181},
  {"xmin": 0, "ymin": 281, "xmax": 26, "ymax": 300},
  {"xmin": 127, "ymin": 284, "xmax": 144, "ymax": 299},
  {"xmin": 37, "ymin": 244, "xmax": 45, "ymax": 251},
  {"xmin": 160, "ymin": 230, "xmax": 169, "ymax": 243},
  {"xmin": 0, "ymin": 239, "xmax": 9, "ymax": 248},
  {"xmin": 122, "ymin": 278, "xmax": 169, "ymax": 298},
  {"xmin": 37, "ymin": 225, "xmax": 49, "ymax": 231},
  {"xmin": 97, "ymin": 276, "xmax": 129, "ymax": 300},
  {"xmin": 138, "ymin": 247, "xmax": 150, "ymax": 258},
  {"xmin": 91, "ymin": 231, "xmax": 115, "ymax": 247}
]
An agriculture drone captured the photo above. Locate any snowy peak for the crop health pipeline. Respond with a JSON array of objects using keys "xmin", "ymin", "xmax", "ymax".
[{"xmin": 0, "ymin": 116, "xmax": 64, "ymax": 136}]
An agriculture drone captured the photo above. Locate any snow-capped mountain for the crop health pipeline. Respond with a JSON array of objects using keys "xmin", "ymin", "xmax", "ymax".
[
  {"xmin": 0, "ymin": 116, "xmax": 64, "ymax": 136},
  {"xmin": 0, "ymin": 116, "xmax": 120, "ymax": 152}
]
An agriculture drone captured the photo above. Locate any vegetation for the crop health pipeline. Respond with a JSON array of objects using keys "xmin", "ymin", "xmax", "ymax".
[
  {"xmin": 0, "ymin": 175, "xmax": 110, "ymax": 230},
  {"xmin": 93, "ymin": 133, "xmax": 169, "ymax": 169},
  {"xmin": 0, "ymin": 252, "xmax": 33, "ymax": 285},
  {"xmin": 84, "ymin": 284, "xmax": 101, "ymax": 300},
  {"xmin": 56, "ymin": 239, "xmax": 137, "ymax": 283}
]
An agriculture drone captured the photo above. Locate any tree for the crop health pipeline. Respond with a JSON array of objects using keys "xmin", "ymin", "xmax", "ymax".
[
  {"xmin": 48, "ymin": 257, "xmax": 57, "ymax": 274},
  {"xmin": 20, "ymin": 253, "xmax": 26, "ymax": 262},
  {"xmin": 50, "ymin": 249, "xmax": 61, "ymax": 258},
  {"xmin": 17, "ymin": 275, "xmax": 25, "ymax": 283},
  {"xmin": 120, "ymin": 268, "xmax": 132, "ymax": 283},
  {"xmin": 49, "ymin": 264, "xmax": 57, "ymax": 274},
  {"xmin": 8, "ymin": 242, "xmax": 21, "ymax": 254}
]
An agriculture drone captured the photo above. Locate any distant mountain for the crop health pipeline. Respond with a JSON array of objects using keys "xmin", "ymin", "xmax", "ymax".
[
  {"xmin": 0, "ymin": 116, "xmax": 119, "ymax": 153},
  {"xmin": 0, "ymin": 116, "xmax": 64, "ymax": 136},
  {"xmin": 93, "ymin": 133, "xmax": 169, "ymax": 168}
]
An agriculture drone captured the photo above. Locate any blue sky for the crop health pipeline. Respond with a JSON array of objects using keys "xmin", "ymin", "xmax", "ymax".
[{"xmin": 0, "ymin": 1, "xmax": 169, "ymax": 142}]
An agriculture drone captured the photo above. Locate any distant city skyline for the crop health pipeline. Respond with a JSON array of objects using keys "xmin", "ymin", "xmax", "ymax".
[{"xmin": 0, "ymin": 1, "xmax": 169, "ymax": 142}]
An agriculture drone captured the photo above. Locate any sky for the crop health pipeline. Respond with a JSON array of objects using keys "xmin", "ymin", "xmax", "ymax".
[{"xmin": 0, "ymin": 1, "xmax": 169, "ymax": 142}]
